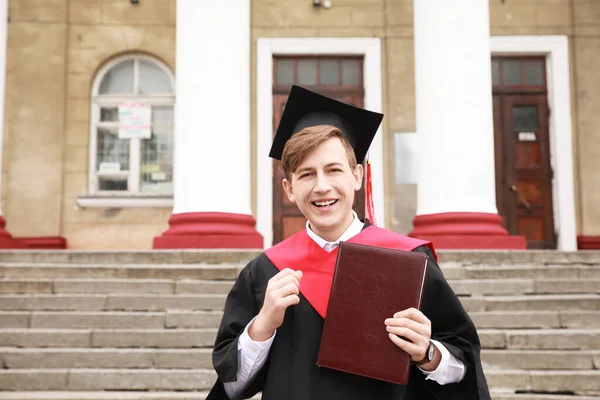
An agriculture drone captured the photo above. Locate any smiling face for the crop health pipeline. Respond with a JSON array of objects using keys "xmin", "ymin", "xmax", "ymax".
[{"xmin": 282, "ymin": 136, "xmax": 363, "ymax": 242}]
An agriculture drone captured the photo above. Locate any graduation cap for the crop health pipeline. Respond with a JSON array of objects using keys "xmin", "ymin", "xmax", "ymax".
[
  {"xmin": 269, "ymin": 85, "xmax": 384, "ymax": 224},
  {"xmin": 269, "ymin": 85, "xmax": 383, "ymax": 163}
]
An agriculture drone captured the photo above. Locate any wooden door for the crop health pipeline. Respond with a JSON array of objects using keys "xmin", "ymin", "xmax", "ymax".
[
  {"xmin": 272, "ymin": 57, "xmax": 365, "ymax": 244},
  {"xmin": 493, "ymin": 94, "xmax": 555, "ymax": 249},
  {"xmin": 492, "ymin": 56, "xmax": 556, "ymax": 249}
]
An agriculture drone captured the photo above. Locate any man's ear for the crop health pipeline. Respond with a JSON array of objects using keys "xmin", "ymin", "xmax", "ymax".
[
  {"xmin": 282, "ymin": 178, "xmax": 296, "ymax": 203},
  {"xmin": 353, "ymin": 164, "xmax": 364, "ymax": 191}
]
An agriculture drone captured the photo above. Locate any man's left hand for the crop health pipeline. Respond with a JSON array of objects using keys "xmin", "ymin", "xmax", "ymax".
[{"xmin": 384, "ymin": 307, "xmax": 440, "ymax": 371}]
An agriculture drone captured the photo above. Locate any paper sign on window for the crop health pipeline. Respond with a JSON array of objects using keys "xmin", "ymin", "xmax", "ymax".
[{"xmin": 118, "ymin": 102, "xmax": 152, "ymax": 139}]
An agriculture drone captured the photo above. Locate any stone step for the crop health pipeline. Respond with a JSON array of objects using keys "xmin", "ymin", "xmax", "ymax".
[
  {"xmin": 449, "ymin": 279, "xmax": 600, "ymax": 296},
  {"xmin": 0, "ymin": 279, "xmax": 235, "ymax": 295},
  {"xmin": 0, "ymin": 393, "xmax": 214, "ymax": 400},
  {"xmin": 3, "ymin": 310, "xmax": 597, "ymax": 331},
  {"xmin": 0, "ymin": 249, "xmax": 593, "ymax": 265},
  {"xmin": 492, "ymin": 395, "xmax": 600, "ymax": 400},
  {"xmin": 534, "ymin": 279, "xmax": 600, "ymax": 295},
  {"xmin": 458, "ymin": 294, "xmax": 600, "ymax": 313},
  {"xmin": 3, "ymin": 393, "xmax": 598, "ymax": 400},
  {"xmin": 560, "ymin": 311, "xmax": 600, "ymax": 329},
  {"xmin": 1, "ymin": 294, "xmax": 596, "ymax": 315},
  {"xmin": 0, "ymin": 264, "xmax": 241, "ymax": 281},
  {"xmin": 479, "ymin": 329, "xmax": 600, "ymax": 350},
  {"xmin": 0, "ymin": 329, "xmax": 218, "ymax": 348},
  {"xmin": 437, "ymin": 250, "xmax": 600, "ymax": 265},
  {"xmin": 2, "ymin": 369, "xmax": 598, "ymax": 393},
  {"xmin": 469, "ymin": 311, "xmax": 600, "ymax": 329},
  {"xmin": 484, "ymin": 369, "xmax": 600, "ymax": 394},
  {"xmin": 5, "ymin": 348, "xmax": 597, "ymax": 372},
  {"xmin": 2, "ymin": 277, "xmax": 597, "ymax": 297},
  {"xmin": 1, "ymin": 329, "xmax": 597, "ymax": 351},
  {"xmin": 0, "ymin": 348, "xmax": 213, "ymax": 369},
  {"xmin": 482, "ymin": 294, "xmax": 600, "ymax": 311},
  {"xmin": 464, "ymin": 266, "xmax": 600, "ymax": 280},
  {"xmin": 3, "ymin": 309, "xmax": 596, "ymax": 330},
  {"xmin": 482, "ymin": 349, "xmax": 600, "ymax": 370},
  {"xmin": 0, "ymin": 369, "xmax": 217, "ymax": 390},
  {"xmin": 0, "ymin": 250, "xmax": 260, "ymax": 265},
  {"xmin": 0, "ymin": 310, "xmax": 224, "ymax": 329},
  {"xmin": 0, "ymin": 294, "xmax": 226, "ymax": 311}
]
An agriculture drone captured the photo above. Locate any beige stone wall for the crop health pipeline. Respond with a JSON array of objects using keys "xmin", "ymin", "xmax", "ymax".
[
  {"xmin": 570, "ymin": 1, "xmax": 600, "ymax": 235},
  {"xmin": 4, "ymin": 0, "xmax": 68, "ymax": 237},
  {"xmin": 64, "ymin": 0, "xmax": 175, "ymax": 248},
  {"xmin": 3, "ymin": 0, "xmax": 175, "ymax": 248}
]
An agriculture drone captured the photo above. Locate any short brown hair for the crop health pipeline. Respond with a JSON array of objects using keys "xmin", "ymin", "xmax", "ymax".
[{"xmin": 281, "ymin": 125, "xmax": 357, "ymax": 181}]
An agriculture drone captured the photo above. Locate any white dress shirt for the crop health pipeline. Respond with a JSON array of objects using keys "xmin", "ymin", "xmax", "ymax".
[{"xmin": 223, "ymin": 214, "xmax": 465, "ymax": 398}]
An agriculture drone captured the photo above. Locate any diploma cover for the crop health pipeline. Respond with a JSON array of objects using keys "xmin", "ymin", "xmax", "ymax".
[{"xmin": 317, "ymin": 241, "xmax": 429, "ymax": 384}]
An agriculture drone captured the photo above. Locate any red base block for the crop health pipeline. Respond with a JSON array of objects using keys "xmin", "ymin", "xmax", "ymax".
[
  {"xmin": 409, "ymin": 212, "xmax": 527, "ymax": 250},
  {"xmin": 0, "ymin": 216, "xmax": 26, "ymax": 249},
  {"xmin": 577, "ymin": 236, "xmax": 600, "ymax": 250},
  {"xmin": 154, "ymin": 211, "xmax": 264, "ymax": 249},
  {"xmin": 0, "ymin": 237, "xmax": 27, "ymax": 249},
  {"xmin": 19, "ymin": 236, "xmax": 67, "ymax": 249}
]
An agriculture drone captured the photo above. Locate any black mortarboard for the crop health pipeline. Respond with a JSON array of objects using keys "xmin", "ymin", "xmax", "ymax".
[{"xmin": 269, "ymin": 85, "xmax": 384, "ymax": 163}]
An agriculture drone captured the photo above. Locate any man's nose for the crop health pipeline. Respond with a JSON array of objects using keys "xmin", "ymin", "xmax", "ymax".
[{"xmin": 314, "ymin": 172, "xmax": 332, "ymax": 193}]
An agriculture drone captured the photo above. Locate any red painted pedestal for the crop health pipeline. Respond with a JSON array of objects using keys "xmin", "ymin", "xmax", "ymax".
[
  {"xmin": 409, "ymin": 212, "xmax": 526, "ymax": 249},
  {"xmin": 577, "ymin": 236, "xmax": 600, "ymax": 250},
  {"xmin": 153, "ymin": 212, "xmax": 264, "ymax": 249},
  {"xmin": 0, "ymin": 216, "xmax": 27, "ymax": 249}
]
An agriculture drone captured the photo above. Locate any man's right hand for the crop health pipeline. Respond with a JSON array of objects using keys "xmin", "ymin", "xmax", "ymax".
[{"xmin": 248, "ymin": 268, "xmax": 303, "ymax": 341}]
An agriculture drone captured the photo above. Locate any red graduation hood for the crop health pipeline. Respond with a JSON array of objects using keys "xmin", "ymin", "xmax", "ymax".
[{"xmin": 265, "ymin": 225, "xmax": 436, "ymax": 319}]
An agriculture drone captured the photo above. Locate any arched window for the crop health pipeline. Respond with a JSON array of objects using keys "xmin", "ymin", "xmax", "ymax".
[{"xmin": 89, "ymin": 55, "xmax": 175, "ymax": 197}]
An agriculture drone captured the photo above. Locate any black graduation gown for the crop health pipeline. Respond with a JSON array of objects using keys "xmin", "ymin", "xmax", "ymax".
[{"xmin": 207, "ymin": 226, "xmax": 491, "ymax": 400}]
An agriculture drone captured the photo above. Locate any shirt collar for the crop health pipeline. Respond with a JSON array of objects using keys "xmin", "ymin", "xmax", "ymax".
[{"xmin": 306, "ymin": 211, "xmax": 365, "ymax": 251}]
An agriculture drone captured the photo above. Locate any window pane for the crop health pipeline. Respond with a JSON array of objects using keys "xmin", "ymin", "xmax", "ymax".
[
  {"xmin": 502, "ymin": 60, "xmax": 521, "ymax": 86},
  {"xmin": 342, "ymin": 59, "xmax": 361, "ymax": 85},
  {"xmin": 96, "ymin": 127, "xmax": 130, "ymax": 171},
  {"xmin": 98, "ymin": 176, "xmax": 128, "ymax": 191},
  {"xmin": 513, "ymin": 106, "xmax": 539, "ymax": 132},
  {"xmin": 140, "ymin": 106, "xmax": 174, "ymax": 194},
  {"xmin": 491, "ymin": 60, "xmax": 500, "ymax": 86},
  {"xmin": 298, "ymin": 60, "xmax": 317, "ymax": 85},
  {"xmin": 524, "ymin": 60, "xmax": 544, "ymax": 86},
  {"xmin": 100, "ymin": 108, "xmax": 118, "ymax": 122},
  {"xmin": 276, "ymin": 59, "xmax": 294, "ymax": 85},
  {"xmin": 152, "ymin": 106, "xmax": 174, "ymax": 125},
  {"xmin": 320, "ymin": 59, "xmax": 339, "ymax": 85},
  {"xmin": 99, "ymin": 60, "xmax": 134, "ymax": 94},
  {"xmin": 138, "ymin": 60, "xmax": 173, "ymax": 94}
]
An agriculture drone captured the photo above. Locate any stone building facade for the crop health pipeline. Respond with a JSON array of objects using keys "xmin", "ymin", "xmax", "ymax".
[{"xmin": 0, "ymin": 0, "xmax": 598, "ymax": 250}]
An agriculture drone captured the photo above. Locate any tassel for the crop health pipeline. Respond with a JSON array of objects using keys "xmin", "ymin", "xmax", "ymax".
[{"xmin": 365, "ymin": 154, "xmax": 376, "ymax": 225}]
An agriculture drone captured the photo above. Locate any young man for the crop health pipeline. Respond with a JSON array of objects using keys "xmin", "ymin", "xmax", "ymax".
[{"xmin": 207, "ymin": 86, "xmax": 490, "ymax": 400}]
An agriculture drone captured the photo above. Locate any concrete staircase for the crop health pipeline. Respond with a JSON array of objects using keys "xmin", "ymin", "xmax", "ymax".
[{"xmin": 0, "ymin": 250, "xmax": 598, "ymax": 400}]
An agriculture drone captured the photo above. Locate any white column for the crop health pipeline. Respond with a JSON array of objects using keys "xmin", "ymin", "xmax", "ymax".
[
  {"xmin": 173, "ymin": 0, "xmax": 251, "ymax": 216},
  {"xmin": 0, "ymin": 0, "xmax": 7, "ymax": 216},
  {"xmin": 414, "ymin": 0, "xmax": 497, "ymax": 216}
]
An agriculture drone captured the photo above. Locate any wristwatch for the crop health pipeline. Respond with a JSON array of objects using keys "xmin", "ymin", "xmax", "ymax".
[{"xmin": 415, "ymin": 341, "xmax": 436, "ymax": 366}]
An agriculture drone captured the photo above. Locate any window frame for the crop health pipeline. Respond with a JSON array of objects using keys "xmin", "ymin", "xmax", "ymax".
[{"xmin": 88, "ymin": 54, "xmax": 176, "ymax": 198}]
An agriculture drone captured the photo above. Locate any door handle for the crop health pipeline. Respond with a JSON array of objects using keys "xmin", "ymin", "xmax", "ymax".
[{"xmin": 511, "ymin": 184, "xmax": 532, "ymax": 213}]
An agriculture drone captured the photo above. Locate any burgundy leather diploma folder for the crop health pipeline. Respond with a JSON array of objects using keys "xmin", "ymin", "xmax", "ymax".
[{"xmin": 317, "ymin": 241, "xmax": 429, "ymax": 385}]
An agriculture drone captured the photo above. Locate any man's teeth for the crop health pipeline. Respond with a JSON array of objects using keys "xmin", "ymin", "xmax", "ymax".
[{"xmin": 315, "ymin": 200, "xmax": 336, "ymax": 206}]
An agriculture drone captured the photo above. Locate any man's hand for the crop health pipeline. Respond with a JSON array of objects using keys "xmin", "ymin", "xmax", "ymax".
[
  {"xmin": 385, "ymin": 307, "xmax": 441, "ymax": 371},
  {"xmin": 249, "ymin": 268, "xmax": 303, "ymax": 341}
]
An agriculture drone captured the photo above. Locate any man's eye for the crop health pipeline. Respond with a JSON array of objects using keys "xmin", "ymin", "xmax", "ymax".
[
  {"xmin": 329, "ymin": 169, "xmax": 342, "ymax": 173},
  {"xmin": 299, "ymin": 173, "xmax": 311, "ymax": 179}
]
